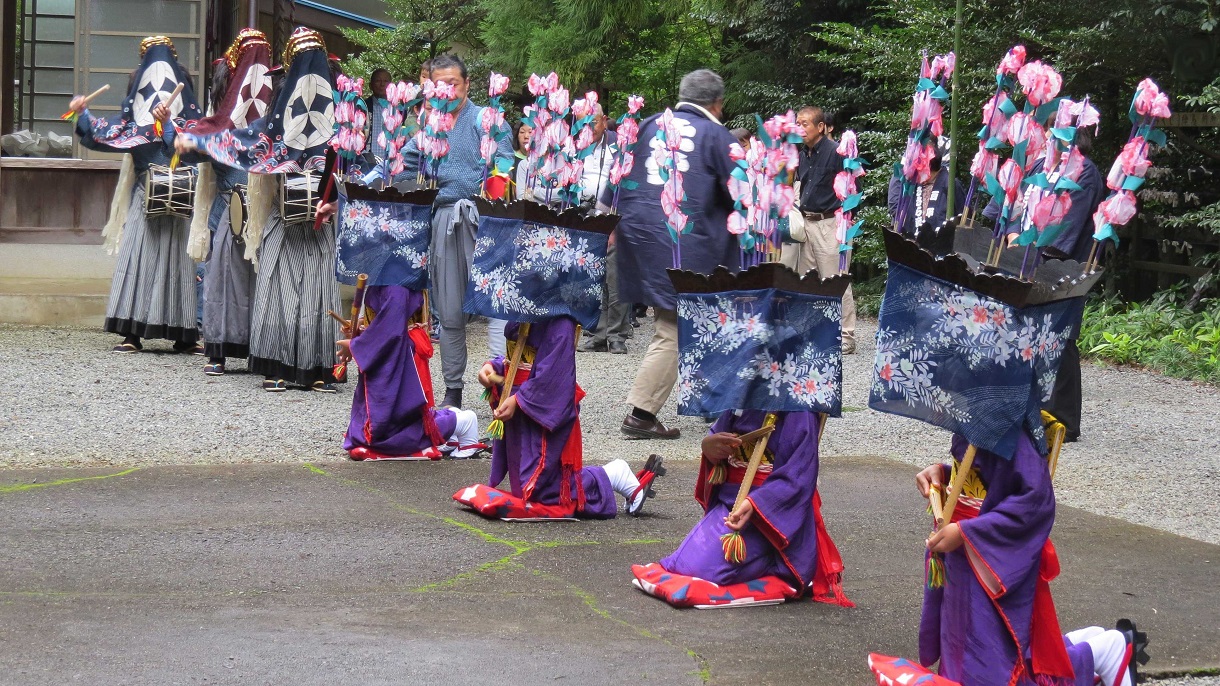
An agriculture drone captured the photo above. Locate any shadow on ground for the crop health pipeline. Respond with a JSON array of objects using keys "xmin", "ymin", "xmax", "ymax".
[{"xmin": 1, "ymin": 456, "xmax": 1216, "ymax": 685}]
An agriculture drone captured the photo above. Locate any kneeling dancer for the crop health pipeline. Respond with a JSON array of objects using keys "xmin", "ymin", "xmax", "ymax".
[
  {"xmin": 632, "ymin": 409, "xmax": 852, "ymax": 609},
  {"xmin": 339, "ymin": 286, "xmax": 482, "ymax": 461},
  {"xmin": 455, "ymin": 317, "xmax": 663, "ymax": 520}
]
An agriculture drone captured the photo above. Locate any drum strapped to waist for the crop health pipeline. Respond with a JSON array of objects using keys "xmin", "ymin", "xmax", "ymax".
[
  {"xmin": 229, "ymin": 184, "xmax": 249, "ymax": 239},
  {"xmin": 144, "ymin": 164, "xmax": 197, "ymax": 218},
  {"xmin": 281, "ymin": 171, "xmax": 320, "ymax": 223}
]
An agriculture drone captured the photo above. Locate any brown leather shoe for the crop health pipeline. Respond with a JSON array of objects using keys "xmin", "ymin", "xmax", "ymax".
[{"xmin": 621, "ymin": 414, "xmax": 681, "ymax": 439}]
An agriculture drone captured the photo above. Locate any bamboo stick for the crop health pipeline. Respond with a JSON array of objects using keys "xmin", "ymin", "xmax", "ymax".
[{"xmin": 940, "ymin": 444, "xmax": 977, "ymax": 525}]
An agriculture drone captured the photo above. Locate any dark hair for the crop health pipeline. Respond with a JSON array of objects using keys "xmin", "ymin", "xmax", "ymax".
[
  {"xmin": 429, "ymin": 53, "xmax": 466, "ymax": 79},
  {"xmin": 823, "ymin": 111, "xmax": 836, "ymax": 129},
  {"xmin": 797, "ymin": 105, "xmax": 825, "ymax": 126},
  {"xmin": 371, "ymin": 68, "xmax": 391, "ymax": 80},
  {"xmin": 418, "ymin": 59, "xmax": 432, "ymax": 79},
  {"xmin": 511, "ymin": 120, "xmax": 529, "ymax": 152},
  {"xmin": 729, "ymin": 127, "xmax": 750, "ymax": 144},
  {"xmin": 210, "ymin": 61, "xmax": 230, "ymax": 112},
  {"xmin": 1074, "ymin": 127, "xmax": 1094, "ymax": 155}
]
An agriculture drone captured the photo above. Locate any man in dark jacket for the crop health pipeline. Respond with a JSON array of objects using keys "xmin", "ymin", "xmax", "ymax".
[{"xmin": 613, "ymin": 69, "xmax": 740, "ymax": 439}]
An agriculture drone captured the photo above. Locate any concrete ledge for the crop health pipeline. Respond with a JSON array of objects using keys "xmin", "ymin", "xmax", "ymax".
[{"xmin": 0, "ymin": 244, "xmax": 115, "ymax": 279}]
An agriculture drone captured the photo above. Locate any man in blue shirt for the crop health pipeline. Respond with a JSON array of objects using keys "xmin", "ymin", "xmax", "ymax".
[{"xmin": 401, "ymin": 54, "xmax": 514, "ymax": 409}]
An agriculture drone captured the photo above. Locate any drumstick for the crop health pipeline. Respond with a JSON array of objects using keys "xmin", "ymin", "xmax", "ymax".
[
  {"xmin": 59, "ymin": 84, "xmax": 110, "ymax": 120},
  {"xmin": 152, "ymin": 84, "xmax": 185, "ymax": 137},
  {"xmin": 733, "ymin": 424, "xmax": 776, "ymax": 446},
  {"xmin": 720, "ymin": 412, "xmax": 778, "ymax": 564},
  {"xmin": 327, "ymin": 310, "xmax": 348, "ymax": 326}
]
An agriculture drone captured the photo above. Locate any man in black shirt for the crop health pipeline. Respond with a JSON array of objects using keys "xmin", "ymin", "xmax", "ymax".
[{"xmin": 792, "ymin": 106, "xmax": 856, "ymax": 353}]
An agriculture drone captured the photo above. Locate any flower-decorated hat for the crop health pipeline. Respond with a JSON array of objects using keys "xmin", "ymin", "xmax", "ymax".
[{"xmin": 669, "ymin": 263, "xmax": 851, "ymax": 418}]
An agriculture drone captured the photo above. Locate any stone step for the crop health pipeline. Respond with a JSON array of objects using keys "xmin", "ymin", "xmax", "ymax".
[{"xmin": 0, "ymin": 277, "xmax": 110, "ymax": 327}]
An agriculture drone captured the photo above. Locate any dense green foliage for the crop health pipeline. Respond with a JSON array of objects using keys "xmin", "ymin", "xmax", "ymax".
[
  {"xmin": 340, "ymin": 0, "xmax": 1220, "ymax": 326},
  {"xmin": 1080, "ymin": 291, "xmax": 1220, "ymax": 385}
]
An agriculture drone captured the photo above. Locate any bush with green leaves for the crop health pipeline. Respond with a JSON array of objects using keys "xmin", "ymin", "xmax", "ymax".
[{"xmin": 1080, "ymin": 290, "xmax": 1220, "ymax": 385}]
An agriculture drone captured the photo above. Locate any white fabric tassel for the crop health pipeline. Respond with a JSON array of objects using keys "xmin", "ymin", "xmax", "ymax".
[
  {"xmin": 187, "ymin": 163, "xmax": 217, "ymax": 261},
  {"xmin": 243, "ymin": 172, "xmax": 277, "ymax": 266},
  {"xmin": 102, "ymin": 153, "xmax": 136, "ymax": 255}
]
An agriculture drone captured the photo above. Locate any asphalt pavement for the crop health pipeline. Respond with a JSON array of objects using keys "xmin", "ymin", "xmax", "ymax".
[{"xmin": 2, "ymin": 456, "xmax": 1216, "ymax": 685}]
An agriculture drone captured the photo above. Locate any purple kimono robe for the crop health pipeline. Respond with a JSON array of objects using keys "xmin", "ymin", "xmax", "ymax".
[
  {"xmin": 921, "ymin": 432, "xmax": 1074, "ymax": 686},
  {"xmin": 661, "ymin": 411, "xmax": 830, "ymax": 590},
  {"xmin": 611, "ymin": 103, "xmax": 741, "ymax": 311},
  {"xmin": 487, "ymin": 318, "xmax": 617, "ymax": 518},
  {"xmin": 343, "ymin": 286, "xmax": 456, "ymax": 456}
]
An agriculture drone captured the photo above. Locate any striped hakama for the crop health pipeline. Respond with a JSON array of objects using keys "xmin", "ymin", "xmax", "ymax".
[
  {"xmin": 248, "ymin": 209, "xmax": 341, "ymax": 385},
  {"xmin": 104, "ymin": 178, "xmax": 199, "ymax": 343},
  {"xmin": 202, "ymin": 170, "xmax": 255, "ymax": 360}
]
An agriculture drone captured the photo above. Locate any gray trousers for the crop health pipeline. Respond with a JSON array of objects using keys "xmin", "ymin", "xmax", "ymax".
[
  {"xmin": 588, "ymin": 241, "xmax": 630, "ymax": 345},
  {"xmin": 429, "ymin": 201, "xmax": 505, "ymax": 390}
]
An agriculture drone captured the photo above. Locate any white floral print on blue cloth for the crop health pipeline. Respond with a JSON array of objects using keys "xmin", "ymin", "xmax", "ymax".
[
  {"xmin": 334, "ymin": 192, "xmax": 433, "ymax": 289},
  {"xmin": 464, "ymin": 216, "xmax": 608, "ymax": 328},
  {"xmin": 869, "ymin": 262, "xmax": 1083, "ymax": 458},
  {"xmin": 676, "ymin": 289, "xmax": 843, "ymax": 417}
]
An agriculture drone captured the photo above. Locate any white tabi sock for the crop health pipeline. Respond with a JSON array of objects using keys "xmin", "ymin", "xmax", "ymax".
[
  {"xmin": 1070, "ymin": 628, "xmax": 1132, "ymax": 686},
  {"xmin": 601, "ymin": 458, "xmax": 641, "ymax": 502},
  {"xmin": 448, "ymin": 409, "xmax": 481, "ymax": 458}
]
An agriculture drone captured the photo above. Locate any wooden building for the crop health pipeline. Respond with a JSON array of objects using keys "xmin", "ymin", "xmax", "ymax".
[{"xmin": 0, "ymin": 0, "xmax": 390, "ymax": 247}]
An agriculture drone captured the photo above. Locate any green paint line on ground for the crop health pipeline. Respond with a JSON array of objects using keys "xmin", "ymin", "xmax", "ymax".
[
  {"xmin": 0, "ymin": 467, "xmax": 139, "ymax": 494},
  {"xmin": 410, "ymin": 556, "xmax": 522, "ymax": 593},
  {"xmin": 528, "ymin": 566, "xmax": 711, "ymax": 682}
]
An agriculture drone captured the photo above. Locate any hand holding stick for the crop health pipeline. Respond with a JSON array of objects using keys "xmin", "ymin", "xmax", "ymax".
[
  {"xmin": 720, "ymin": 413, "xmax": 778, "ymax": 563},
  {"xmin": 152, "ymin": 83, "xmax": 185, "ymax": 137},
  {"xmin": 485, "ymin": 324, "xmax": 532, "ymax": 440},
  {"xmin": 940, "ymin": 444, "xmax": 977, "ymax": 525},
  {"xmin": 63, "ymin": 84, "xmax": 111, "ymax": 120}
]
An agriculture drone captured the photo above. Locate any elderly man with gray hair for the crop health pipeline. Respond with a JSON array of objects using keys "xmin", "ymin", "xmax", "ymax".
[{"xmin": 609, "ymin": 68, "xmax": 741, "ymax": 439}]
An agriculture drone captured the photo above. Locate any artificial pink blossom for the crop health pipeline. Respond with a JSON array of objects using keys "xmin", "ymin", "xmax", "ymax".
[
  {"xmin": 1150, "ymin": 92, "xmax": 1172, "ymax": 119},
  {"xmin": 1017, "ymin": 61, "xmax": 1063, "ymax": 108},
  {"xmin": 836, "ymin": 130, "xmax": 858, "ymax": 158},
  {"xmin": 549, "ymin": 87, "xmax": 570, "ymax": 115},
  {"xmin": 997, "ymin": 45, "xmax": 1027, "ymax": 77},
  {"xmin": 997, "ymin": 158, "xmax": 1023, "ymax": 201},
  {"xmin": 1031, "ymin": 193, "xmax": 1072, "ymax": 230},
  {"xmin": 488, "ymin": 73, "xmax": 510, "ymax": 97},
  {"xmin": 727, "ymin": 211, "xmax": 749, "ymax": 235},
  {"xmin": 833, "ymin": 171, "xmax": 856, "ymax": 201},
  {"xmin": 1100, "ymin": 190, "xmax": 1138, "ymax": 226},
  {"xmin": 970, "ymin": 143, "xmax": 999, "ymax": 181},
  {"xmin": 627, "ymin": 95, "xmax": 645, "ymax": 114},
  {"xmin": 982, "ymin": 92, "xmax": 1012, "ymax": 136},
  {"xmin": 527, "ymin": 73, "xmax": 544, "ymax": 96}
]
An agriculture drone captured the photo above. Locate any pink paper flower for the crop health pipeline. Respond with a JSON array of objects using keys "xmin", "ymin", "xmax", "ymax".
[
  {"xmin": 1100, "ymin": 190, "xmax": 1138, "ymax": 226},
  {"xmin": 549, "ymin": 87, "xmax": 570, "ymax": 115},
  {"xmin": 627, "ymin": 95, "xmax": 645, "ymax": 114},
  {"xmin": 1017, "ymin": 61, "xmax": 1063, "ymax": 108},
  {"xmin": 1150, "ymin": 92, "xmax": 1172, "ymax": 120},
  {"xmin": 982, "ymin": 93, "xmax": 1012, "ymax": 136},
  {"xmin": 833, "ymin": 170, "xmax": 856, "ymax": 200},
  {"xmin": 910, "ymin": 91, "xmax": 935, "ymax": 131},
  {"xmin": 527, "ymin": 73, "xmax": 544, "ymax": 96},
  {"xmin": 836, "ymin": 130, "xmax": 858, "ymax": 158},
  {"xmin": 997, "ymin": 158, "xmax": 1023, "ymax": 201},
  {"xmin": 729, "ymin": 142, "xmax": 747, "ymax": 162},
  {"xmin": 997, "ymin": 45, "xmax": 1027, "ymax": 77},
  {"xmin": 970, "ymin": 143, "xmax": 999, "ymax": 181},
  {"xmin": 1031, "ymin": 193, "xmax": 1072, "ymax": 230},
  {"xmin": 488, "ymin": 73, "xmax": 510, "ymax": 97},
  {"xmin": 1059, "ymin": 147, "xmax": 1086, "ymax": 183}
]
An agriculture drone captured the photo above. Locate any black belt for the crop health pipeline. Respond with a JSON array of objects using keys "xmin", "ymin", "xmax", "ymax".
[{"xmin": 802, "ymin": 211, "xmax": 832, "ymax": 221}]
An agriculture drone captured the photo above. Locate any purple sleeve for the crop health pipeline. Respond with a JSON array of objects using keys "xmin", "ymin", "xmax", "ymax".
[
  {"xmin": 513, "ymin": 319, "xmax": 578, "ymax": 433},
  {"xmin": 955, "ymin": 433, "xmax": 1055, "ymax": 599},
  {"xmin": 746, "ymin": 412, "xmax": 821, "ymax": 551}
]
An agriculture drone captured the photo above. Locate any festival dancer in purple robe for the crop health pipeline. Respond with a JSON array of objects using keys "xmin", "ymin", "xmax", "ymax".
[
  {"xmin": 915, "ymin": 432, "xmax": 1077, "ymax": 685},
  {"xmin": 338, "ymin": 286, "xmax": 481, "ymax": 461},
  {"xmin": 458, "ymin": 317, "xmax": 664, "ymax": 520},
  {"xmin": 632, "ymin": 410, "xmax": 852, "ymax": 608}
]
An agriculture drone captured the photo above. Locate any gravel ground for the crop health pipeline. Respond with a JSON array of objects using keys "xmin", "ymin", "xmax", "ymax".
[{"xmin": 2, "ymin": 317, "xmax": 1219, "ymax": 550}]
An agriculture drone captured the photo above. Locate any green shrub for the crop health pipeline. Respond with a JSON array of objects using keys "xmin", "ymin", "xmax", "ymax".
[{"xmin": 1080, "ymin": 291, "xmax": 1220, "ymax": 386}]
